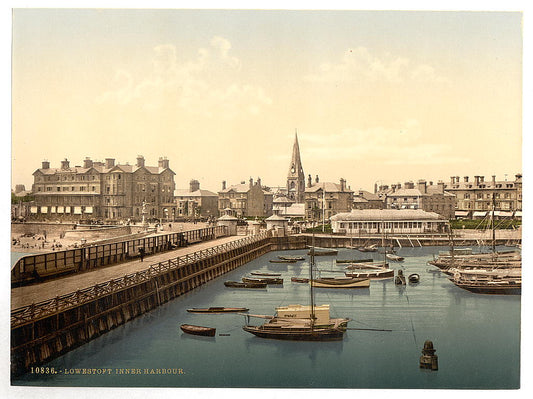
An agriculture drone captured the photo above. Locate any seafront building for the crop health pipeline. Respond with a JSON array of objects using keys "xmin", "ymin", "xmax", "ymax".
[
  {"xmin": 376, "ymin": 180, "xmax": 456, "ymax": 219},
  {"xmin": 217, "ymin": 178, "xmax": 274, "ymax": 218},
  {"xmin": 444, "ymin": 174, "xmax": 522, "ymax": 219},
  {"xmin": 175, "ymin": 180, "xmax": 218, "ymax": 219},
  {"xmin": 330, "ymin": 209, "xmax": 448, "ymax": 235},
  {"xmin": 30, "ymin": 156, "xmax": 176, "ymax": 222},
  {"xmin": 304, "ymin": 175, "xmax": 354, "ymax": 222}
]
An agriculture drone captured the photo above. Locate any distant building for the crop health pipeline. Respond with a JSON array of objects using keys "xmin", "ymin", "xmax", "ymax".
[
  {"xmin": 175, "ymin": 180, "xmax": 218, "ymax": 219},
  {"xmin": 31, "ymin": 156, "xmax": 176, "ymax": 221},
  {"xmin": 330, "ymin": 209, "xmax": 448, "ymax": 235},
  {"xmin": 217, "ymin": 178, "xmax": 273, "ymax": 218},
  {"xmin": 304, "ymin": 175, "xmax": 354, "ymax": 221},
  {"xmin": 286, "ymin": 132, "xmax": 306, "ymax": 203},
  {"xmin": 376, "ymin": 180, "xmax": 456, "ymax": 219},
  {"xmin": 352, "ymin": 190, "xmax": 384, "ymax": 210},
  {"xmin": 444, "ymin": 174, "xmax": 522, "ymax": 219}
]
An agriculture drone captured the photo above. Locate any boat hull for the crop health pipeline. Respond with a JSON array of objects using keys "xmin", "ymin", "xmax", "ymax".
[
  {"xmin": 180, "ymin": 324, "xmax": 216, "ymax": 337},
  {"xmin": 344, "ymin": 269, "xmax": 394, "ymax": 279},
  {"xmin": 311, "ymin": 278, "xmax": 370, "ymax": 288},
  {"xmin": 453, "ymin": 282, "xmax": 521, "ymax": 295},
  {"xmin": 186, "ymin": 307, "xmax": 249, "ymax": 313},
  {"xmin": 242, "ymin": 325, "xmax": 345, "ymax": 341},
  {"xmin": 224, "ymin": 281, "xmax": 267, "ymax": 289}
]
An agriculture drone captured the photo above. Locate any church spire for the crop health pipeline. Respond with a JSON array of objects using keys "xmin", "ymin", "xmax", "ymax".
[{"xmin": 287, "ymin": 129, "xmax": 305, "ymax": 202}]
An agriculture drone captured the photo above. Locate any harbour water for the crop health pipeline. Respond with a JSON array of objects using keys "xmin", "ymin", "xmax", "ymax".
[{"xmin": 12, "ymin": 246, "xmax": 520, "ymax": 389}]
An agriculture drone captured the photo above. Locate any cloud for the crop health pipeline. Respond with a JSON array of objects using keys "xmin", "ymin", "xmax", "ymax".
[
  {"xmin": 98, "ymin": 37, "xmax": 270, "ymax": 118},
  {"xmin": 305, "ymin": 46, "xmax": 447, "ymax": 84},
  {"xmin": 302, "ymin": 120, "xmax": 469, "ymax": 166}
]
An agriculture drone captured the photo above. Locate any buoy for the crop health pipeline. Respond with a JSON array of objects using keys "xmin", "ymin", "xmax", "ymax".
[
  {"xmin": 394, "ymin": 269, "xmax": 406, "ymax": 285},
  {"xmin": 419, "ymin": 340, "xmax": 438, "ymax": 370},
  {"xmin": 408, "ymin": 273, "xmax": 420, "ymax": 284}
]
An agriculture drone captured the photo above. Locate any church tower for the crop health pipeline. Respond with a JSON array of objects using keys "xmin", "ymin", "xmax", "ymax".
[{"xmin": 287, "ymin": 131, "xmax": 305, "ymax": 203}]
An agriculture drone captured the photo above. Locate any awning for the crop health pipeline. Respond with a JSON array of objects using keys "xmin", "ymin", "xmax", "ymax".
[
  {"xmin": 57, "ymin": 206, "xmax": 64, "ymax": 213},
  {"xmin": 40, "ymin": 206, "xmax": 48, "ymax": 213},
  {"xmin": 473, "ymin": 211, "xmax": 487, "ymax": 217},
  {"xmin": 30, "ymin": 206, "xmax": 38, "ymax": 214},
  {"xmin": 50, "ymin": 206, "xmax": 56, "ymax": 213},
  {"xmin": 74, "ymin": 206, "xmax": 82, "ymax": 214},
  {"xmin": 64, "ymin": 206, "xmax": 71, "ymax": 213},
  {"xmin": 455, "ymin": 211, "xmax": 469, "ymax": 217},
  {"xmin": 84, "ymin": 206, "xmax": 93, "ymax": 214},
  {"xmin": 499, "ymin": 211, "xmax": 513, "ymax": 217},
  {"xmin": 514, "ymin": 211, "xmax": 522, "ymax": 217}
]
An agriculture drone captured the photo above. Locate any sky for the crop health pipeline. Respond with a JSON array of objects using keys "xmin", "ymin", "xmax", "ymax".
[{"xmin": 11, "ymin": 9, "xmax": 523, "ymax": 194}]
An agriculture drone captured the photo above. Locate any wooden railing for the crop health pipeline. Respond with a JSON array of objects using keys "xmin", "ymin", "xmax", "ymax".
[
  {"xmin": 11, "ymin": 226, "xmax": 227, "ymax": 283},
  {"xmin": 11, "ymin": 231, "xmax": 271, "ymax": 328}
]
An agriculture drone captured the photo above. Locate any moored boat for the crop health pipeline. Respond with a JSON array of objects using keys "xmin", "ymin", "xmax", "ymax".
[
  {"xmin": 336, "ymin": 258, "xmax": 373, "ymax": 264},
  {"xmin": 307, "ymin": 247, "xmax": 338, "ymax": 256},
  {"xmin": 187, "ymin": 307, "xmax": 249, "ymax": 313},
  {"xmin": 242, "ymin": 276, "xmax": 283, "ymax": 285},
  {"xmin": 250, "ymin": 271, "xmax": 282, "ymax": 277},
  {"xmin": 311, "ymin": 277, "xmax": 370, "ymax": 288},
  {"xmin": 224, "ymin": 281, "xmax": 267, "ymax": 289},
  {"xmin": 386, "ymin": 254, "xmax": 404, "ymax": 262},
  {"xmin": 278, "ymin": 255, "xmax": 305, "ymax": 261},
  {"xmin": 180, "ymin": 324, "xmax": 216, "ymax": 337},
  {"xmin": 269, "ymin": 259, "xmax": 298, "ymax": 263},
  {"xmin": 357, "ymin": 244, "xmax": 378, "ymax": 252},
  {"xmin": 408, "ymin": 273, "xmax": 420, "ymax": 283},
  {"xmin": 291, "ymin": 277, "xmax": 309, "ymax": 283},
  {"xmin": 344, "ymin": 268, "xmax": 394, "ymax": 279}
]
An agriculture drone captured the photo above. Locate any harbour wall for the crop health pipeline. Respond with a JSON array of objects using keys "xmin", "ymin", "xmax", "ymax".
[
  {"xmin": 11, "ymin": 226, "xmax": 226, "ymax": 286},
  {"xmin": 11, "ymin": 231, "xmax": 278, "ymax": 377}
]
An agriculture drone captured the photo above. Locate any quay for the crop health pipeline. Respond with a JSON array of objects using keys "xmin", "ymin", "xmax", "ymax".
[{"xmin": 10, "ymin": 226, "xmax": 519, "ymax": 377}]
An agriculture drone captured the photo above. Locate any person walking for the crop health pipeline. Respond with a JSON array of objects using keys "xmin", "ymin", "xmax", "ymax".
[{"xmin": 139, "ymin": 247, "xmax": 145, "ymax": 262}]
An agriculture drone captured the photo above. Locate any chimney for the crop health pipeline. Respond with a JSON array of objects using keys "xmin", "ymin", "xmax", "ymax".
[
  {"xmin": 374, "ymin": 183, "xmax": 378, "ymax": 193},
  {"xmin": 105, "ymin": 158, "xmax": 115, "ymax": 169},
  {"xmin": 315, "ymin": 175, "xmax": 319, "ymax": 184},
  {"xmin": 136, "ymin": 155, "xmax": 145, "ymax": 167},
  {"xmin": 391, "ymin": 184, "xmax": 397, "ymax": 193},
  {"xmin": 257, "ymin": 177, "xmax": 261, "ymax": 187},
  {"xmin": 480, "ymin": 176, "xmax": 485, "ymax": 183},
  {"xmin": 464, "ymin": 176, "xmax": 469, "ymax": 183},
  {"xmin": 474, "ymin": 176, "xmax": 480, "ymax": 186},
  {"xmin": 417, "ymin": 179, "xmax": 427, "ymax": 194},
  {"xmin": 451, "ymin": 176, "xmax": 455, "ymax": 184},
  {"xmin": 249, "ymin": 177, "xmax": 253, "ymax": 188},
  {"xmin": 397, "ymin": 183, "xmax": 402, "ymax": 189},
  {"xmin": 492, "ymin": 175, "xmax": 496, "ymax": 185},
  {"xmin": 222, "ymin": 180, "xmax": 226, "ymax": 190},
  {"xmin": 340, "ymin": 178, "xmax": 345, "ymax": 191},
  {"xmin": 190, "ymin": 179, "xmax": 200, "ymax": 192},
  {"xmin": 455, "ymin": 176, "xmax": 460, "ymax": 183},
  {"xmin": 83, "ymin": 158, "xmax": 93, "ymax": 168},
  {"xmin": 61, "ymin": 158, "xmax": 70, "ymax": 170},
  {"xmin": 42, "ymin": 160, "xmax": 50, "ymax": 169},
  {"xmin": 437, "ymin": 180, "xmax": 445, "ymax": 193},
  {"xmin": 308, "ymin": 174, "xmax": 312, "ymax": 187},
  {"xmin": 158, "ymin": 157, "xmax": 169, "ymax": 169}
]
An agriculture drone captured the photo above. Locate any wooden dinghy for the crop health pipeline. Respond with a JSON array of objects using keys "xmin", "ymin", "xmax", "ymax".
[
  {"xmin": 344, "ymin": 268, "xmax": 394, "ymax": 279},
  {"xmin": 386, "ymin": 254, "xmax": 404, "ymax": 262},
  {"xmin": 311, "ymin": 277, "xmax": 370, "ymax": 288},
  {"xmin": 224, "ymin": 281, "xmax": 267, "ymax": 289},
  {"xmin": 187, "ymin": 307, "xmax": 249, "ymax": 313},
  {"xmin": 180, "ymin": 324, "xmax": 216, "ymax": 337},
  {"xmin": 307, "ymin": 248, "xmax": 338, "ymax": 256},
  {"xmin": 242, "ymin": 276, "xmax": 284, "ymax": 285},
  {"xmin": 336, "ymin": 258, "xmax": 374, "ymax": 264},
  {"xmin": 270, "ymin": 259, "xmax": 298, "ymax": 263},
  {"xmin": 291, "ymin": 277, "xmax": 310, "ymax": 283},
  {"xmin": 251, "ymin": 271, "xmax": 282, "ymax": 277},
  {"xmin": 278, "ymin": 255, "xmax": 305, "ymax": 261}
]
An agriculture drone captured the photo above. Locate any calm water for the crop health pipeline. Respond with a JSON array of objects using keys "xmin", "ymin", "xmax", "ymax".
[{"xmin": 12, "ymin": 246, "xmax": 520, "ymax": 389}]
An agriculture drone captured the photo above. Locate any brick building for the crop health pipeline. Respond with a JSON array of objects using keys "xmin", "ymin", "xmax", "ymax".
[
  {"xmin": 304, "ymin": 175, "xmax": 354, "ymax": 222},
  {"xmin": 31, "ymin": 156, "xmax": 176, "ymax": 222},
  {"xmin": 175, "ymin": 179, "xmax": 218, "ymax": 219},
  {"xmin": 217, "ymin": 178, "xmax": 273, "ymax": 218}
]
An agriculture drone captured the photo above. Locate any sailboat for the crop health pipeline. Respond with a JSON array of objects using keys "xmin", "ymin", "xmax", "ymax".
[
  {"xmin": 446, "ymin": 196, "xmax": 522, "ymax": 295},
  {"xmin": 242, "ymin": 234, "xmax": 350, "ymax": 340}
]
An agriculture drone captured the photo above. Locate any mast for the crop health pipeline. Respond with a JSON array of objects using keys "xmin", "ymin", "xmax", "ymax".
[
  {"xmin": 310, "ymin": 231, "xmax": 316, "ymax": 329},
  {"xmin": 491, "ymin": 193, "xmax": 496, "ymax": 253}
]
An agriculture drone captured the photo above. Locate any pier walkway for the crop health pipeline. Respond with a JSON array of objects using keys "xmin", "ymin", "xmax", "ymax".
[{"xmin": 11, "ymin": 235, "xmax": 242, "ymax": 310}]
